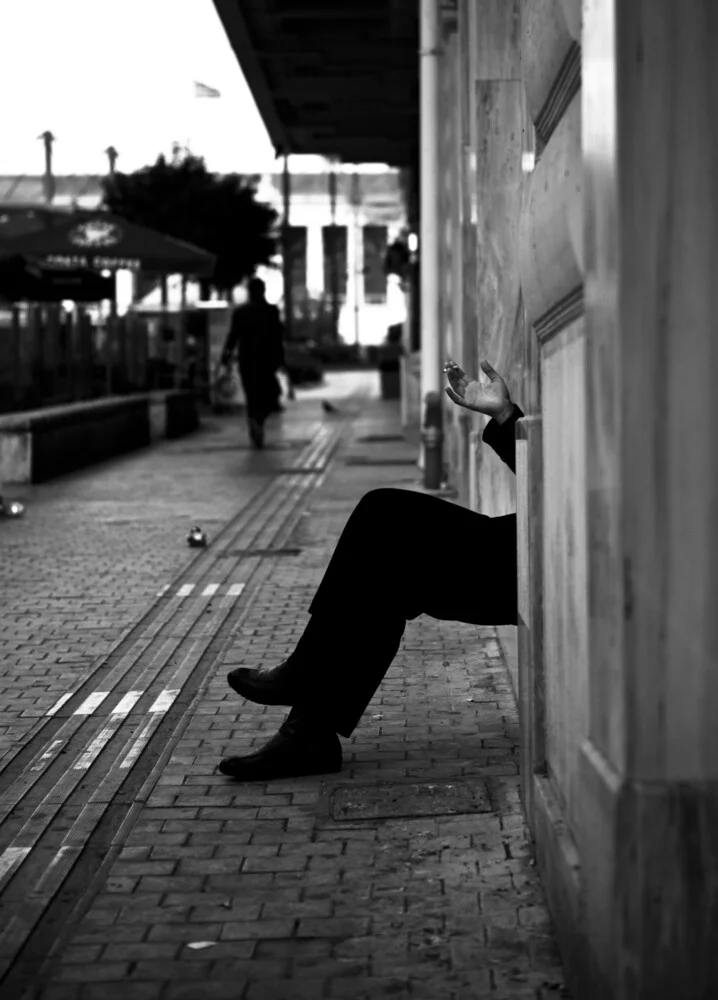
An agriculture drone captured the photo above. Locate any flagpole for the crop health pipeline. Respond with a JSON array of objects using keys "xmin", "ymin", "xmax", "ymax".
[
  {"xmin": 191, "ymin": 81, "xmax": 222, "ymax": 159},
  {"xmin": 282, "ymin": 152, "xmax": 293, "ymax": 343}
]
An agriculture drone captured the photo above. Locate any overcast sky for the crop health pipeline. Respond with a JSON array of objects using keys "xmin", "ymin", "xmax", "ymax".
[{"xmin": 0, "ymin": 0, "xmax": 329, "ymax": 176}]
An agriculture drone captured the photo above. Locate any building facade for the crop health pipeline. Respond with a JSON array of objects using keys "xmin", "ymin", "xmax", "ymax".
[
  {"xmin": 0, "ymin": 168, "xmax": 407, "ymax": 345},
  {"xmin": 255, "ymin": 169, "xmax": 406, "ymax": 345},
  {"xmin": 211, "ymin": 2, "xmax": 718, "ymax": 998},
  {"xmin": 435, "ymin": 4, "xmax": 718, "ymax": 998}
]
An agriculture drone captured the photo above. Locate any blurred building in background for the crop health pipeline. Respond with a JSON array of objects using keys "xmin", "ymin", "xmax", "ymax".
[
  {"xmin": 207, "ymin": 2, "xmax": 718, "ymax": 999},
  {"xmin": 0, "ymin": 166, "xmax": 407, "ymax": 346}
]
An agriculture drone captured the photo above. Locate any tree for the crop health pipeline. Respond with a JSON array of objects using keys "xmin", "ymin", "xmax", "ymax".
[{"xmin": 101, "ymin": 144, "xmax": 278, "ymax": 293}]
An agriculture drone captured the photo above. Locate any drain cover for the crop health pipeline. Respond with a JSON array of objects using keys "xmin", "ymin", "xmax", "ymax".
[
  {"xmin": 274, "ymin": 467, "xmax": 324, "ymax": 474},
  {"xmin": 330, "ymin": 781, "xmax": 491, "ymax": 821},
  {"xmin": 218, "ymin": 547, "xmax": 302, "ymax": 558},
  {"xmin": 172, "ymin": 440, "xmax": 311, "ymax": 454},
  {"xmin": 357, "ymin": 434, "xmax": 406, "ymax": 443},
  {"xmin": 345, "ymin": 457, "xmax": 417, "ymax": 466}
]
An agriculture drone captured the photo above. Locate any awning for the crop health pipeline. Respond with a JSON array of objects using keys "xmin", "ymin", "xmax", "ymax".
[
  {"xmin": 0, "ymin": 248, "xmax": 115, "ymax": 302},
  {"xmin": 1, "ymin": 213, "xmax": 216, "ymax": 276},
  {"xmin": 212, "ymin": 0, "xmax": 419, "ymax": 167}
]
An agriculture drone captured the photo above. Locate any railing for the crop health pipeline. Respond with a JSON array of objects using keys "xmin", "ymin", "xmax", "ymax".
[{"xmin": 0, "ymin": 304, "xmax": 151, "ymax": 414}]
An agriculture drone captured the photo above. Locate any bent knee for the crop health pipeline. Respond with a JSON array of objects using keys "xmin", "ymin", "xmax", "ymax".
[{"xmin": 355, "ymin": 488, "xmax": 410, "ymax": 514}]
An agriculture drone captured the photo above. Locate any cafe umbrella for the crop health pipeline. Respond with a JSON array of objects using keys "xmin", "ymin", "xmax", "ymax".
[
  {"xmin": 0, "ymin": 247, "xmax": 114, "ymax": 302},
  {"xmin": 2, "ymin": 216, "xmax": 217, "ymax": 396},
  {"xmin": 3, "ymin": 213, "xmax": 216, "ymax": 277}
]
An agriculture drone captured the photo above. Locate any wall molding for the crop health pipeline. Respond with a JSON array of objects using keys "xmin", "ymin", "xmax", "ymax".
[
  {"xmin": 535, "ymin": 40, "xmax": 581, "ymax": 151},
  {"xmin": 534, "ymin": 284, "xmax": 584, "ymax": 345},
  {"xmin": 532, "ymin": 773, "xmax": 585, "ymax": 1000}
]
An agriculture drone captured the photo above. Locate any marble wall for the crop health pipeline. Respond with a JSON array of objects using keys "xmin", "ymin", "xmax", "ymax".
[
  {"xmin": 438, "ymin": 0, "xmax": 718, "ymax": 996},
  {"xmin": 540, "ymin": 319, "xmax": 588, "ymax": 830},
  {"xmin": 443, "ymin": 0, "xmax": 588, "ymax": 993}
]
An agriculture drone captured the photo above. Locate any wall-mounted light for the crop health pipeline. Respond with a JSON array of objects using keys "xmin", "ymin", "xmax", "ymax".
[
  {"xmin": 408, "ymin": 233, "xmax": 419, "ymax": 252},
  {"xmin": 521, "ymin": 151, "xmax": 536, "ymax": 173}
]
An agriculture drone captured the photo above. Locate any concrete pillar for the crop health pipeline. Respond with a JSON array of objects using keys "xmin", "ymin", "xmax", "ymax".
[
  {"xmin": 346, "ymin": 182, "xmax": 361, "ymax": 346},
  {"xmin": 306, "ymin": 223, "xmax": 324, "ymax": 298},
  {"xmin": 580, "ymin": 2, "xmax": 718, "ymax": 996},
  {"xmin": 420, "ymin": 0, "xmax": 443, "ymax": 488},
  {"xmin": 281, "ymin": 154, "xmax": 293, "ymax": 340},
  {"xmin": 438, "ymin": 9, "xmax": 464, "ymax": 493}
]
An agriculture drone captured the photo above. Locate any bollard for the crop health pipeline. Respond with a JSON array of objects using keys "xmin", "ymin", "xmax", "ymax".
[{"xmin": 422, "ymin": 391, "xmax": 443, "ymax": 490}]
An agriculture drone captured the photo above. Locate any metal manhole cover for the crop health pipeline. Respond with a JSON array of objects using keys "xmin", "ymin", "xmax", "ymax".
[
  {"xmin": 330, "ymin": 781, "xmax": 492, "ymax": 821},
  {"xmin": 275, "ymin": 467, "xmax": 324, "ymax": 474},
  {"xmin": 345, "ymin": 457, "xmax": 417, "ymax": 466},
  {"xmin": 357, "ymin": 435, "xmax": 406, "ymax": 443},
  {"xmin": 218, "ymin": 547, "xmax": 302, "ymax": 558},
  {"xmin": 173, "ymin": 441, "xmax": 310, "ymax": 454}
]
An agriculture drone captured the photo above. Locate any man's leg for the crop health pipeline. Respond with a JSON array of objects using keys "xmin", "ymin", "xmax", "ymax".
[
  {"xmin": 241, "ymin": 375, "xmax": 265, "ymax": 449},
  {"xmin": 270, "ymin": 372, "xmax": 284, "ymax": 413},
  {"xmin": 220, "ymin": 488, "xmax": 517, "ymax": 779}
]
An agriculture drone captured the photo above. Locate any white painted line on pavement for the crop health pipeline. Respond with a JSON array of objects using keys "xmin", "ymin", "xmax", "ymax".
[
  {"xmin": 30, "ymin": 739, "xmax": 65, "ymax": 772},
  {"xmin": 73, "ymin": 692, "xmax": 109, "ymax": 716},
  {"xmin": 118, "ymin": 689, "xmax": 179, "ymax": 770},
  {"xmin": 149, "ymin": 689, "xmax": 180, "ymax": 714},
  {"xmin": 34, "ymin": 844, "xmax": 77, "ymax": 894},
  {"xmin": 73, "ymin": 691, "xmax": 144, "ymax": 770},
  {"xmin": 119, "ymin": 716, "xmax": 158, "ymax": 770},
  {"xmin": 73, "ymin": 726, "xmax": 120, "ymax": 771},
  {"xmin": 201, "ymin": 583, "xmax": 219, "ymax": 597},
  {"xmin": 177, "ymin": 584, "xmax": 195, "ymax": 597},
  {"xmin": 0, "ymin": 846, "xmax": 30, "ymax": 883},
  {"xmin": 45, "ymin": 693, "xmax": 72, "ymax": 717},
  {"xmin": 111, "ymin": 691, "xmax": 144, "ymax": 716},
  {"xmin": 227, "ymin": 583, "xmax": 245, "ymax": 597}
]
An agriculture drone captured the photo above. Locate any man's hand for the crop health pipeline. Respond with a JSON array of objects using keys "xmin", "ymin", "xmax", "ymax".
[{"xmin": 444, "ymin": 359, "xmax": 514, "ymax": 423}]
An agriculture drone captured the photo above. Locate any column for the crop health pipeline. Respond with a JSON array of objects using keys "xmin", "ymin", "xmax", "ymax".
[
  {"xmin": 306, "ymin": 223, "xmax": 323, "ymax": 298},
  {"xmin": 420, "ymin": 0, "xmax": 443, "ymax": 488},
  {"xmin": 581, "ymin": 2, "xmax": 718, "ymax": 996}
]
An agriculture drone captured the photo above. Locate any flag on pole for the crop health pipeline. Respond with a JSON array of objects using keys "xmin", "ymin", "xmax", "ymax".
[{"xmin": 194, "ymin": 81, "xmax": 221, "ymax": 98}]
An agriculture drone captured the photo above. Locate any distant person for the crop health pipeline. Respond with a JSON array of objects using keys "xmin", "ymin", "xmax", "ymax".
[{"xmin": 220, "ymin": 278, "xmax": 285, "ymax": 448}]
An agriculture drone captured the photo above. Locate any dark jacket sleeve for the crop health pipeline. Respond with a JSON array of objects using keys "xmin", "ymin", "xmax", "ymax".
[
  {"xmin": 481, "ymin": 404, "xmax": 524, "ymax": 474},
  {"xmin": 221, "ymin": 308, "xmax": 242, "ymax": 366}
]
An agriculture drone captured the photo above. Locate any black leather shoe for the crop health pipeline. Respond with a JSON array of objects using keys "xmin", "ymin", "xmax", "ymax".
[
  {"xmin": 218, "ymin": 723, "xmax": 342, "ymax": 781},
  {"xmin": 227, "ymin": 661, "xmax": 299, "ymax": 706}
]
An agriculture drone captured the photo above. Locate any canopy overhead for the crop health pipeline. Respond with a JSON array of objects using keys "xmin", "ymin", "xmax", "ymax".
[
  {"xmin": 212, "ymin": 0, "xmax": 419, "ymax": 167},
  {"xmin": 0, "ymin": 248, "xmax": 115, "ymax": 302},
  {"xmin": 0, "ymin": 203, "xmax": 74, "ymax": 240},
  {"xmin": 1, "ymin": 213, "xmax": 216, "ymax": 277}
]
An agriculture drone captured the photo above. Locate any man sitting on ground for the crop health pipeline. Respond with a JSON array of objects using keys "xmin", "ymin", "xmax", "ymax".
[{"xmin": 219, "ymin": 359, "xmax": 522, "ymax": 781}]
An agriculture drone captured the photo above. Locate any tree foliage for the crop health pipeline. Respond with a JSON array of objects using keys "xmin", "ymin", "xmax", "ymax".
[{"xmin": 101, "ymin": 145, "xmax": 278, "ymax": 292}]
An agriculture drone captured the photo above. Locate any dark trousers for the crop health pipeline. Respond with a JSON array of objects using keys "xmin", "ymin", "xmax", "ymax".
[
  {"xmin": 240, "ymin": 365, "xmax": 277, "ymax": 426},
  {"xmin": 286, "ymin": 488, "xmax": 518, "ymax": 737}
]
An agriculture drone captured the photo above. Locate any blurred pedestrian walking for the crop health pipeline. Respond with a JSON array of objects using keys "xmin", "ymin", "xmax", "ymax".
[{"xmin": 220, "ymin": 278, "xmax": 285, "ymax": 448}]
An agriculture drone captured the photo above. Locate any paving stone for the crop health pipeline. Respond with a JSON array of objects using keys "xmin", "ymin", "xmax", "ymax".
[
  {"xmin": 220, "ymin": 919, "xmax": 296, "ymax": 941},
  {"xmin": 163, "ymin": 984, "xmax": 249, "ymax": 1000},
  {"xmin": 3, "ymin": 379, "xmax": 567, "ymax": 998},
  {"xmin": 128, "ymin": 959, "xmax": 213, "ymax": 981},
  {"xmin": 82, "ymin": 986, "xmax": 164, "ymax": 1000},
  {"xmin": 245, "ymin": 980, "xmax": 330, "ymax": 1000},
  {"xmin": 55, "ymin": 962, "xmax": 130, "ymax": 982}
]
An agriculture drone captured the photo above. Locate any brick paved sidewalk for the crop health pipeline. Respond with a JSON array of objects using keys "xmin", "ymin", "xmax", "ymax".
[
  {"xmin": 0, "ymin": 377, "xmax": 361, "ymax": 755},
  {"xmin": 2, "ymin": 377, "xmax": 567, "ymax": 999}
]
